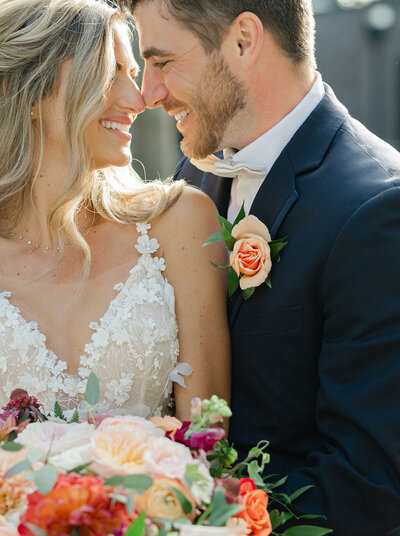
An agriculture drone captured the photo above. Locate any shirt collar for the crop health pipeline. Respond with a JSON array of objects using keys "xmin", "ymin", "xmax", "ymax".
[{"xmin": 228, "ymin": 72, "xmax": 325, "ymax": 173}]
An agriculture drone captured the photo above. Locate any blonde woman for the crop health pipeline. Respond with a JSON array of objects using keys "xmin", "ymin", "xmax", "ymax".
[{"xmin": 0, "ymin": 0, "xmax": 230, "ymax": 419}]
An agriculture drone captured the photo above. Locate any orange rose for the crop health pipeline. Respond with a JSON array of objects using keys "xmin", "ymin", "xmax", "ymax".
[
  {"xmin": 135, "ymin": 477, "xmax": 196, "ymax": 521},
  {"xmin": 236, "ymin": 488, "xmax": 272, "ymax": 536},
  {"xmin": 230, "ymin": 216, "xmax": 272, "ymax": 290}
]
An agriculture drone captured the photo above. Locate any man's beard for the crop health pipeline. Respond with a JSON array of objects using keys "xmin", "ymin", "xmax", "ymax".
[{"xmin": 167, "ymin": 55, "xmax": 247, "ymax": 160}]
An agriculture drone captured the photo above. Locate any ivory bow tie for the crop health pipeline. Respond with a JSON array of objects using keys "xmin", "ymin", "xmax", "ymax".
[{"xmin": 190, "ymin": 153, "xmax": 266, "ymax": 180}]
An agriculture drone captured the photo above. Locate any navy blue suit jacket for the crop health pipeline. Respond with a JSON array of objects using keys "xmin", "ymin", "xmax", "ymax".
[{"xmin": 173, "ymin": 86, "xmax": 400, "ymax": 535}]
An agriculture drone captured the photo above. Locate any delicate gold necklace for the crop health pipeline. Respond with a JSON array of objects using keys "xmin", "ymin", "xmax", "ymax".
[{"xmin": 7, "ymin": 231, "xmax": 60, "ymax": 251}]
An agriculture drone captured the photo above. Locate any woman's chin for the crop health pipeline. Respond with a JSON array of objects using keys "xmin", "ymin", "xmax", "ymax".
[{"xmin": 91, "ymin": 153, "xmax": 132, "ymax": 170}]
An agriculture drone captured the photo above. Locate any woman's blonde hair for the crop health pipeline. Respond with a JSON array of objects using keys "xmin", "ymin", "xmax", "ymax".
[{"xmin": 0, "ymin": 0, "xmax": 183, "ymax": 278}]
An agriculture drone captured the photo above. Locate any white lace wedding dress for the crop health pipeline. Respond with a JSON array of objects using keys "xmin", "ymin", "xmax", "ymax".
[{"xmin": 0, "ymin": 222, "xmax": 190, "ymax": 417}]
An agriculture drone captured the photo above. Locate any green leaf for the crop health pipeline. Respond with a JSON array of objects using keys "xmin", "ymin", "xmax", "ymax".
[
  {"xmin": 53, "ymin": 401, "xmax": 67, "ymax": 421},
  {"xmin": 126, "ymin": 513, "xmax": 147, "ymax": 536},
  {"xmin": 71, "ymin": 529, "xmax": 80, "ymax": 536},
  {"xmin": 1, "ymin": 441, "xmax": 24, "ymax": 452},
  {"xmin": 105, "ymin": 474, "xmax": 153, "ymax": 494},
  {"xmin": 22, "ymin": 523, "xmax": 47, "ymax": 536},
  {"xmin": 232, "ymin": 202, "xmax": 246, "ymax": 227},
  {"xmin": 85, "ymin": 372, "xmax": 100, "ymax": 406},
  {"xmin": 34, "ymin": 465, "xmax": 58, "ymax": 495},
  {"xmin": 4, "ymin": 459, "xmax": 31, "ymax": 478},
  {"xmin": 208, "ymin": 486, "xmax": 244, "ymax": 526},
  {"xmin": 126, "ymin": 491, "xmax": 134, "ymax": 514},
  {"xmin": 283, "ymin": 527, "xmax": 333, "ymax": 536},
  {"xmin": 265, "ymin": 275, "xmax": 272, "ymax": 289},
  {"xmin": 248, "ymin": 461, "xmax": 265, "ymax": 487},
  {"xmin": 165, "ymin": 485, "xmax": 192, "ymax": 515},
  {"xmin": 216, "ymin": 214, "xmax": 233, "ymax": 234},
  {"xmin": 184, "ymin": 463, "xmax": 208, "ymax": 488},
  {"xmin": 289, "ymin": 484, "xmax": 314, "ymax": 502},
  {"xmin": 69, "ymin": 409, "xmax": 80, "ymax": 423},
  {"xmin": 203, "ymin": 231, "xmax": 224, "ymax": 247},
  {"xmin": 269, "ymin": 237, "xmax": 288, "ymax": 262},
  {"xmin": 228, "ymin": 267, "xmax": 239, "ymax": 297},
  {"xmin": 242, "ymin": 287, "xmax": 255, "ymax": 300},
  {"xmin": 28, "ymin": 448, "xmax": 44, "ymax": 465}
]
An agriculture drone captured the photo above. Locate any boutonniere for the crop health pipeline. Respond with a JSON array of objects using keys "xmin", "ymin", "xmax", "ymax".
[{"xmin": 204, "ymin": 203, "xmax": 287, "ymax": 300}]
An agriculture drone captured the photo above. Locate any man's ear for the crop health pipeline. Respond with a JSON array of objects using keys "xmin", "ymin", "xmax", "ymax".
[{"xmin": 230, "ymin": 11, "xmax": 264, "ymax": 71}]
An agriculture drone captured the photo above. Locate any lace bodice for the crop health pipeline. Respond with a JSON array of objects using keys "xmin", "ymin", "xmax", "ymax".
[{"xmin": 0, "ymin": 223, "xmax": 190, "ymax": 418}]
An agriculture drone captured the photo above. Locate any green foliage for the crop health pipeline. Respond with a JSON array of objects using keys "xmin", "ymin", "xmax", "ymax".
[
  {"xmin": 104, "ymin": 475, "xmax": 153, "ymax": 495},
  {"xmin": 33, "ymin": 465, "xmax": 58, "ymax": 495},
  {"xmin": 125, "ymin": 513, "xmax": 146, "ymax": 536},
  {"xmin": 69, "ymin": 409, "xmax": 80, "ymax": 423},
  {"xmin": 242, "ymin": 287, "xmax": 256, "ymax": 300},
  {"xmin": 1, "ymin": 440, "xmax": 24, "ymax": 452},
  {"xmin": 282, "ymin": 527, "xmax": 333, "ymax": 536},
  {"xmin": 206, "ymin": 486, "xmax": 244, "ymax": 527},
  {"xmin": 228, "ymin": 267, "xmax": 239, "ymax": 296},
  {"xmin": 53, "ymin": 401, "xmax": 67, "ymax": 421},
  {"xmin": 85, "ymin": 372, "xmax": 100, "ymax": 406}
]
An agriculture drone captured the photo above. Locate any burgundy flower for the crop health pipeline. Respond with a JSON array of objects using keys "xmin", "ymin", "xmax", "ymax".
[
  {"xmin": 189, "ymin": 427, "xmax": 225, "ymax": 451},
  {"xmin": 1, "ymin": 392, "xmax": 47, "ymax": 426}
]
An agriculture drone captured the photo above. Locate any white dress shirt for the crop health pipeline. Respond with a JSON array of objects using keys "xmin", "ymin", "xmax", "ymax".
[{"xmin": 227, "ymin": 73, "xmax": 325, "ymax": 222}]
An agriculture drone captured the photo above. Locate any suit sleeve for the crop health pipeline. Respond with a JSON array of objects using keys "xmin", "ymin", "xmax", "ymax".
[{"xmin": 285, "ymin": 185, "xmax": 400, "ymax": 536}]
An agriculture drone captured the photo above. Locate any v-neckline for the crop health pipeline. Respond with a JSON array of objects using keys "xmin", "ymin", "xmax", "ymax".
[{"xmin": 0, "ymin": 260, "xmax": 144, "ymax": 379}]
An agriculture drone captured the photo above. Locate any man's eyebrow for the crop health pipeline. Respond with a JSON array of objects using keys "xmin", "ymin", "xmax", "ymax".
[{"xmin": 141, "ymin": 47, "xmax": 172, "ymax": 59}]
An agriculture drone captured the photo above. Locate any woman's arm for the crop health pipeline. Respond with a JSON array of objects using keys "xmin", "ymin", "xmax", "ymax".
[{"xmin": 159, "ymin": 186, "xmax": 231, "ymax": 421}]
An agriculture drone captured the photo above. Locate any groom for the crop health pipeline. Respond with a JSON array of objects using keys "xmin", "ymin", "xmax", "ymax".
[{"xmin": 130, "ymin": 0, "xmax": 400, "ymax": 534}]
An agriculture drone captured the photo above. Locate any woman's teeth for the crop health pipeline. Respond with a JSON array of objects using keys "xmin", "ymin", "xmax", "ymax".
[
  {"xmin": 101, "ymin": 121, "xmax": 130, "ymax": 133},
  {"xmin": 174, "ymin": 110, "xmax": 189, "ymax": 121}
]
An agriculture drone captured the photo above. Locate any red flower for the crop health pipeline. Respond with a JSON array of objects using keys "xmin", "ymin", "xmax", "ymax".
[
  {"xmin": 18, "ymin": 473, "xmax": 133, "ymax": 536},
  {"xmin": 239, "ymin": 478, "xmax": 256, "ymax": 495}
]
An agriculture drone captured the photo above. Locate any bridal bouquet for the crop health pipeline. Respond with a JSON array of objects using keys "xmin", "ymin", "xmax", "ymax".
[{"xmin": 0, "ymin": 375, "xmax": 331, "ymax": 536}]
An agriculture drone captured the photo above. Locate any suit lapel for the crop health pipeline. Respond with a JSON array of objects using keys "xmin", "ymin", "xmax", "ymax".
[
  {"xmin": 228, "ymin": 85, "xmax": 348, "ymax": 327},
  {"xmin": 201, "ymin": 173, "xmax": 232, "ymax": 218}
]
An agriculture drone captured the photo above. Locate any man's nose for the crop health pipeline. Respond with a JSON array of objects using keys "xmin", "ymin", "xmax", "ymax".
[{"xmin": 141, "ymin": 66, "xmax": 168, "ymax": 109}]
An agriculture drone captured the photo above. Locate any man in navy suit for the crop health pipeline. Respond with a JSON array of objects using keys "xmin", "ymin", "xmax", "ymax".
[{"xmin": 131, "ymin": 0, "xmax": 400, "ymax": 533}]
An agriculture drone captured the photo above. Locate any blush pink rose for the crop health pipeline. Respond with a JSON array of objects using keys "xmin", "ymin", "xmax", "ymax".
[
  {"xmin": 230, "ymin": 216, "xmax": 272, "ymax": 290},
  {"xmin": 143, "ymin": 437, "xmax": 194, "ymax": 479}
]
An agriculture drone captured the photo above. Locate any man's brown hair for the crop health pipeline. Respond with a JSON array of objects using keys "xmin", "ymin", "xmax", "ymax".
[{"xmin": 129, "ymin": 0, "xmax": 316, "ymax": 66}]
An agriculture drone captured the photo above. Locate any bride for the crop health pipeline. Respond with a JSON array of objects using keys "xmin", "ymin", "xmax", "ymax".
[{"xmin": 0, "ymin": 0, "xmax": 230, "ymax": 419}]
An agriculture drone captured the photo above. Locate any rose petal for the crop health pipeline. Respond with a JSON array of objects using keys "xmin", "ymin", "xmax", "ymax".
[
  {"xmin": 232, "ymin": 216, "xmax": 271, "ymax": 242},
  {"xmin": 239, "ymin": 262, "xmax": 271, "ymax": 290}
]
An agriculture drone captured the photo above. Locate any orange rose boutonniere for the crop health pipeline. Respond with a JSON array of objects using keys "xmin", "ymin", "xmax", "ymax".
[{"xmin": 204, "ymin": 203, "xmax": 287, "ymax": 299}]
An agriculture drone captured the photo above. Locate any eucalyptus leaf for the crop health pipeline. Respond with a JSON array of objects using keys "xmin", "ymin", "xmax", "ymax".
[
  {"xmin": 208, "ymin": 486, "xmax": 244, "ymax": 526},
  {"xmin": 34, "ymin": 465, "xmax": 58, "ymax": 495},
  {"xmin": 185, "ymin": 463, "xmax": 208, "ymax": 488},
  {"xmin": 1, "ymin": 441, "xmax": 24, "ymax": 452},
  {"xmin": 4, "ymin": 459, "xmax": 31, "ymax": 478},
  {"xmin": 105, "ymin": 474, "xmax": 152, "ymax": 494},
  {"xmin": 85, "ymin": 372, "xmax": 100, "ymax": 406},
  {"xmin": 125, "ymin": 513, "xmax": 146, "ymax": 536},
  {"xmin": 228, "ymin": 267, "xmax": 239, "ymax": 297},
  {"xmin": 22, "ymin": 523, "xmax": 47, "ymax": 536},
  {"xmin": 126, "ymin": 491, "xmax": 134, "ymax": 514},
  {"xmin": 283, "ymin": 526, "xmax": 333, "ymax": 536},
  {"xmin": 203, "ymin": 231, "xmax": 224, "ymax": 247},
  {"xmin": 242, "ymin": 287, "xmax": 255, "ymax": 300},
  {"xmin": 28, "ymin": 448, "xmax": 44, "ymax": 465}
]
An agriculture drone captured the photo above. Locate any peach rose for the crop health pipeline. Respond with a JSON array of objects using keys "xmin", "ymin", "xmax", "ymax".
[
  {"xmin": 150, "ymin": 415, "xmax": 182, "ymax": 435},
  {"xmin": 236, "ymin": 489, "xmax": 272, "ymax": 536},
  {"xmin": 135, "ymin": 477, "xmax": 196, "ymax": 520},
  {"xmin": 0, "ymin": 515, "xmax": 18, "ymax": 536},
  {"xmin": 91, "ymin": 424, "xmax": 151, "ymax": 477},
  {"xmin": 230, "ymin": 216, "xmax": 272, "ymax": 291}
]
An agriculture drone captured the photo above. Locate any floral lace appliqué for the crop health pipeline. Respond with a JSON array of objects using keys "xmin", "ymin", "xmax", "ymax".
[{"xmin": 0, "ymin": 222, "xmax": 186, "ymax": 417}]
